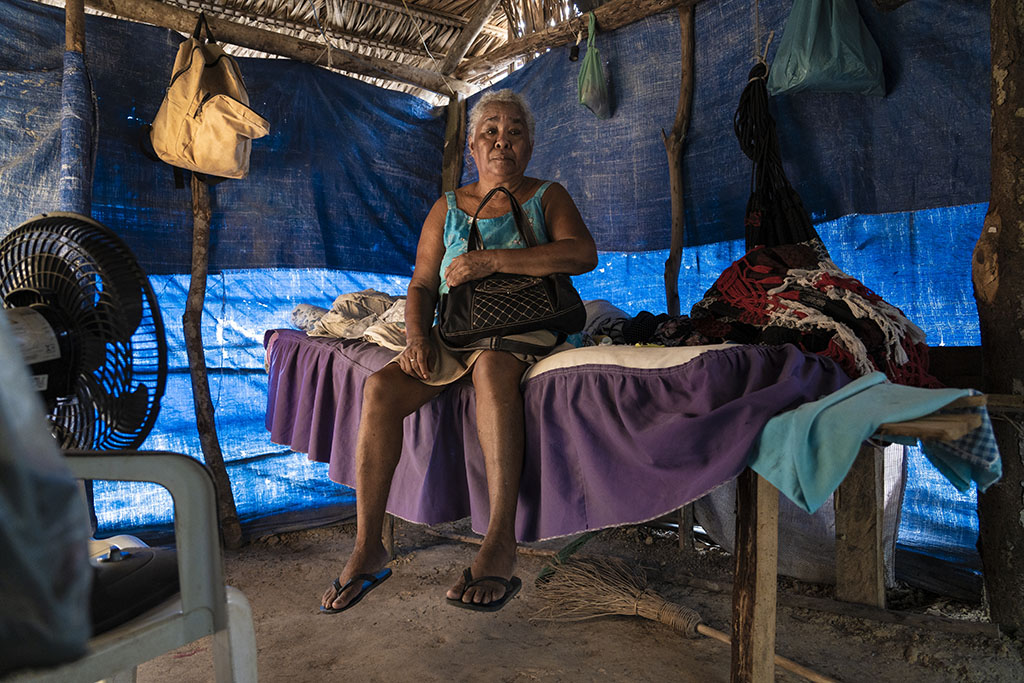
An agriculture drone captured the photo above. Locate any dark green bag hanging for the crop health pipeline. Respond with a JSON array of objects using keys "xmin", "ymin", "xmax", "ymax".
[
  {"xmin": 767, "ymin": 0, "xmax": 885, "ymax": 96},
  {"xmin": 578, "ymin": 12, "xmax": 611, "ymax": 119}
]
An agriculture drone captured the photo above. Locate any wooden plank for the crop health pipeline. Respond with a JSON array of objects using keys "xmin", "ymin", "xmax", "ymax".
[
  {"xmin": 987, "ymin": 393, "xmax": 1024, "ymax": 412},
  {"xmin": 730, "ymin": 469, "xmax": 778, "ymax": 683},
  {"xmin": 876, "ymin": 414, "xmax": 981, "ymax": 440},
  {"xmin": 944, "ymin": 395, "xmax": 988, "ymax": 409},
  {"xmin": 835, "ymin": 443, "xmax": 885, "ymax": 607}
]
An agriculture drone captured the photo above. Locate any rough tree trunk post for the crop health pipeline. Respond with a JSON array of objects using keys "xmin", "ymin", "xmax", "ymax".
[
  {"xmin": 441, "ymin": 96, "xmax": 466, "ymax": 194},
  {"xmin": 65, "ymin": 0, "xmax": 85, "ymax": 52},
  {"xmin": 662, "ymin": 4, "xmax": 694, "ymax": 318},
  {"xmin": 662, "ymin": 5, "xmax": 695, "ymax": 552},
  {"xmin": 971, "ymin": 0, "xmax": 1024, "ymax": 634},
  {"xmin": 184, "ymin": 174, "xmax": 243, "ymax": 549}
]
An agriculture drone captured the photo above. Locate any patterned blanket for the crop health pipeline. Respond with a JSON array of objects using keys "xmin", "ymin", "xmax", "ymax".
[{"xmin": 689, "ymin": 241, "xmax": 939, "ymax": 387}]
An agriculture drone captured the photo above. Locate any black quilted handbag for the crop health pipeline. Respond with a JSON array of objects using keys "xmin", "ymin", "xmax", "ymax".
[{"xmin": 438, "ymin": 186, "xmax": 586, "ymax": 354}]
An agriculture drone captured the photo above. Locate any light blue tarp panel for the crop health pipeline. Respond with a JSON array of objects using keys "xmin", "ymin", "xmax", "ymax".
[
  {"xmin": 463, "ymin": 0, "xmax": 988, "ymax": 249},
  {"xmin": 0, "ymin": 0, "xmax": 991, "ymax": 594}
]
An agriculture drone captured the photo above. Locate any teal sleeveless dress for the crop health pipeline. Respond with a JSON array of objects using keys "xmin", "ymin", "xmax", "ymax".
[
  {"xmin": 438, "ymin": 182, "xmax": 552, "ymax": 296},
  {"xmin": 412, "ymin": 182, "xmax": 576, "ymax": 386}
]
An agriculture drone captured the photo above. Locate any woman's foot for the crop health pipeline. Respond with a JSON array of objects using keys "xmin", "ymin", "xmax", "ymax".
[
  {"xmin": 321, "ymin": 542, "xmax": 391, "ymax": 611},
  {"xmin": 446, "ymin": 536, "xmax": 517, "ymax": 607}
]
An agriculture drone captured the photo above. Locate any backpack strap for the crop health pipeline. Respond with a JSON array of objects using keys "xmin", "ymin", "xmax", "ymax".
[{"xmin": 193, "ymin": 12, "xmax": 216, "ymax": 44}]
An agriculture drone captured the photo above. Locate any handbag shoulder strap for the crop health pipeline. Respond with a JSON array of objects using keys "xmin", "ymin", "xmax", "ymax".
[{"xmin": 468, "ymin": 185, "xmax": 537, "ymax": 252}]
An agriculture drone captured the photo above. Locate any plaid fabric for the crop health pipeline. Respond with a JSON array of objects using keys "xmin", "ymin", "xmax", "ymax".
[{"xmin": 920, "ymin": 390, "xmax": 1002, "ymax": 493}]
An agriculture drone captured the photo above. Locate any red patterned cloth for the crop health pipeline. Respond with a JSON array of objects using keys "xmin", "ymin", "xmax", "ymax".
[{"xmin": 690, "ymin": 242, "xmax": 940, "ymax": 388}]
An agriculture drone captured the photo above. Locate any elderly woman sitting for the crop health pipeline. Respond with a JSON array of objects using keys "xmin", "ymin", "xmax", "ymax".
[{"xmin": 320, "ymin": 89, "xmax": 598, "ymax": 613}]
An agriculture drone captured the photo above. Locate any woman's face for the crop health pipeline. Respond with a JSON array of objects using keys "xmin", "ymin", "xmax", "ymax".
[{"xmin": 469, "ymin": 102, "xmax": 533, "ymax": 182}]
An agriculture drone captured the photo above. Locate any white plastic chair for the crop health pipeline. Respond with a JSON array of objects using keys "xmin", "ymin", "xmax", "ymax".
[{"xmin": 6, "ymin": 450, "xmax": 258, "ymax": 683}]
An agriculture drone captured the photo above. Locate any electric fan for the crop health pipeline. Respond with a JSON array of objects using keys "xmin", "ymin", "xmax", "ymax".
[{"xmin": 0, "ymin": 212, "xmax": 167, "ymax": 450}]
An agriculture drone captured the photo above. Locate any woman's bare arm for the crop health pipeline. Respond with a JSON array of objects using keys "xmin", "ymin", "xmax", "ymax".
[
  {"xmin": 443, "ymin": 182, "xmax": 598, "ymax": 288},
  {"xmin": 397, "ymin": 196, "xmax": 446, "ymax": 379}
]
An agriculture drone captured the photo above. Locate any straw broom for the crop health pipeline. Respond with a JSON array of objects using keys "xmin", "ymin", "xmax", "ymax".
[{"xmin": 532, "ymin": 557, "xmax": 837, "ymax": 683}]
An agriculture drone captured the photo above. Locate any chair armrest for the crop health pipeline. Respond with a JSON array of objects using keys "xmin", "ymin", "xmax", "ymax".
[{"xmin": 62, "ymin": 450, "xmax": 228, "ymax": 627}]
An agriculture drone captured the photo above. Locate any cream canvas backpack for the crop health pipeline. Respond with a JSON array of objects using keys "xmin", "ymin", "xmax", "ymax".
[{"xmin": 150, "ymin": 14, "xmax": 269, "ymax": 180}]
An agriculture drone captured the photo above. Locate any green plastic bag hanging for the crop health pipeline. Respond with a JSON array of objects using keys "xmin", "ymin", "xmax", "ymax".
[
  {"xmin": 767, "ymin": 0, "xmax": 885, "ymax": 97},
  {"xmin": 578, "ymin": 12, "xmax": 612, "ymax": 118}
]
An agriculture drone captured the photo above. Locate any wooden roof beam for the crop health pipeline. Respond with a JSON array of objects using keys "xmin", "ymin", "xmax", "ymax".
[
  {"xmin": 174, "ymin": 0, "xmax": 447, "ymax": 60},
  {"xmin": 457, "ymin": 0, "xmax": 694, "ymax": 80},
  {"xmin": 85, "ymin": 0, "xmax": 474, "ymax": 96},
  {"xmin": 439, "ymin": 0, "xmax": 503, "ymax": 76}
]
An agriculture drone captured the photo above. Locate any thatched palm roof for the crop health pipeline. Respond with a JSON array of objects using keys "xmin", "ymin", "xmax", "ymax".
[{"xmin": 44, "ymin": 0, "xmax": 623, "ymax": 103}]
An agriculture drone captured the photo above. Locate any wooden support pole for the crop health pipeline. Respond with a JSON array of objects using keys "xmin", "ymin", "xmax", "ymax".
[
  {"xmin": 383, "ymin": 514, "xmax": 396, "ymax": 558},
  {"xmin": 85, "ymin": 0, "xmax": 474, "ymax": 96},
  {"xmin": 730, "ymin": 469, "xmax": 779, "ymax": 683},
  {"xmin": 457, "ymin": 0, "xmax": 694, "ymax": 79},
  {"xmin": 184, "ymin": 175, "xmax": 243, "ymax": 550},
  {"xmin": 662, "ymin": 4, "xmax": 695, "ymax": 316},
  {"xmin": 441, "ymin": 96, "xmax": 466, "ymax": 194},
  {"xmin": 677, "ymin": 503, "xmax": 694, "ymax": 553},
  {"xmin": 972, "ymin": 0, "xmax": 1024, "ymax": 633},
  {"xmin": 834, "ymin": 443, "xmax": 886, "ymax": 607},
  {"xmin": 65, "ymin": 0, "xmax": 86, "ymax": 53}
]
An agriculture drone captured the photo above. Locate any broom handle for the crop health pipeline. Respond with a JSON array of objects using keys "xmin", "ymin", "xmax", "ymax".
[
  {"xmin": 695, "ymin": 624, "xmax": 838, "ymax": 683},
  {"xmin": 641, "ymin": 593, "xmax": 836, "ymax": 682}
]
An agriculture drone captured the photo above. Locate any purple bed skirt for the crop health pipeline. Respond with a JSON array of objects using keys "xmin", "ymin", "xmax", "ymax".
[{"xmin": 264, "ymin": 329, "xmax": 850, "ymax": 542}]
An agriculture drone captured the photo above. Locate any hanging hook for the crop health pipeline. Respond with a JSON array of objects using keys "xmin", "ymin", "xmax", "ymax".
[
  {"xmin": 759, "ymin": 29, "xmax": 775, "ymax": 66},
  {"xmin": 569, "ymin": 16, "xmax": 582, "ymax": 62}
]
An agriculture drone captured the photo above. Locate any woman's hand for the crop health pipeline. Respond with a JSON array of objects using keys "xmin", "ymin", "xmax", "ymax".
[
  {"xmin": 444, "ymin": 250, "xmax": 497, "ymax": 288},
  {"xmin": 396, "ymin": 335, "xmax": 434, "ymax": 380}
]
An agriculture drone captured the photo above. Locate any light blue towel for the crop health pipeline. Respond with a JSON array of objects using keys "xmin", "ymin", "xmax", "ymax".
[{"xmin": 751, "ymin": 372, "xmax": 1000, "ymax": 514}]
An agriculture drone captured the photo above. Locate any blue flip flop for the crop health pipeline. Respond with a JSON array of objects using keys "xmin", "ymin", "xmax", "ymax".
[
  {"xmin": 320, "ymin": 567, "xmax": 392, "ymax": 614},
  {"xmin": 445, "ymin": 567, "xmax": 522, "ymax": 612}
]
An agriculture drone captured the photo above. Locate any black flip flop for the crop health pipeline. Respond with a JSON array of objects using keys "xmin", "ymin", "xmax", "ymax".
[
  {"xmin": 320, "ymin": 567, "xmax": 392, "ymax": 614},
  {"xmin": 446, "ymin": 567, "xmax": 522, "ymax": 612}
]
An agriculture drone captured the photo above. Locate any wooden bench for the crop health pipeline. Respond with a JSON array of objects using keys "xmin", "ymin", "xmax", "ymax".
[{"xmin": 729, "ymin": 393, "xmax": 1019, "ymax": 682}]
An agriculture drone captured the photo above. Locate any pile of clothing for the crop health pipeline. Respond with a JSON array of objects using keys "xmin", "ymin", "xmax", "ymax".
[{"xmin": 689, "ymin": 241, "xmax": 939, "ymax": 387}]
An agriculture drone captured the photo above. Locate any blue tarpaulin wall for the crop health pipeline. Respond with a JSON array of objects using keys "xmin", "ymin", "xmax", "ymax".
[{"xmin": 0, "ymin": 0, "xmax": 989, "ymax": 593}]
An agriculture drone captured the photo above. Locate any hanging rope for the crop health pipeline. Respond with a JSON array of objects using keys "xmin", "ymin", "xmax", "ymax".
[
  {"xmin": 305, "ymin": 0, "xmax": 334, "ymax": 69},
  {"xmin": 733, "ymin": 36, "xmax": 822, "ymax": 253}
]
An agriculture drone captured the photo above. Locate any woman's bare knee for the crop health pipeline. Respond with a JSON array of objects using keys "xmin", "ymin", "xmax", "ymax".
[
  {"xmin": 363, "ymin": 363, "xmax": 441, "ymax": 417},
  {"xmin": 472, "ymin": 351, "xmax": 527, "ymax": 390}
]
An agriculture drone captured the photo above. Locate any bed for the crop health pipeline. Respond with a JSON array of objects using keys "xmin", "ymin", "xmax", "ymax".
[
  {"xmin": 263, "ymin": 326, "xmax": 1001, "ymax": 681},
  {"xmin": 264, "ymin": 328, "xmax": 852, "ymax": 541}
]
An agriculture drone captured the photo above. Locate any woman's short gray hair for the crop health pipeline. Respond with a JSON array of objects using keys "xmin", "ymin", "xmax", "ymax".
[{"xmin": 467, "ymin": 89, "xmax": 535, "ymax": 145}]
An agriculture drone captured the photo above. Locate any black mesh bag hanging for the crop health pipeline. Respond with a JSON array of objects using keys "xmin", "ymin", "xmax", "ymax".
[{"xmin": 733, "ymin": 61, "xmax": 825, "ymax": 254}]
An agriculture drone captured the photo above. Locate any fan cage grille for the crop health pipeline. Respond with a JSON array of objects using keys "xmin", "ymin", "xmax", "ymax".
[{"xmin": 0, "ymin": 213, "xmax": 167, "ymax": 450}]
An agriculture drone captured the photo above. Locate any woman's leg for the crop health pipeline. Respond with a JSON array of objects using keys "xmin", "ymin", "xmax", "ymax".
[
  {"xmin": 447, "ymin": 350, "xmax": 529, "ymax": 605},
  {"xmin": 322, "ymin": 362, "xmax": 443, "ymax": 610}
]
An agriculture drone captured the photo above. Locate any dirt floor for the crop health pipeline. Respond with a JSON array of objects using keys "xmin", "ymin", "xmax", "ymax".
[{"xmin": 137, "ymin": 518, "xmax": 1024, "ymax": 683}]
